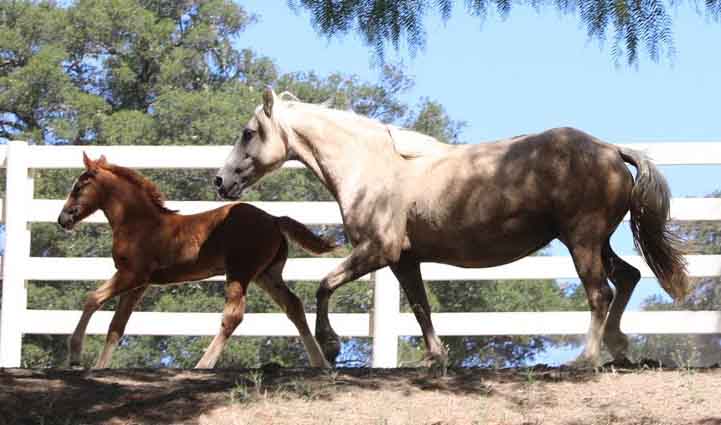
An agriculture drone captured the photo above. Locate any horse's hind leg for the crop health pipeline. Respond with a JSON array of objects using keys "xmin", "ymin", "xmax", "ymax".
[
  {"xmin": 255, "ymin": 258, "xmax": 330, "ymax": 368},
  {"xmin": 95, "ymin": 286, "xmax": 148, "ymax": 368},
  {"xmin": 389, "ymin": 254, "xmax": 447, "ymax": 369},
  {"xmin": 568, "ymin": 242, "xmax": 613, "ymax": 366},
  {"xmin": 602, "ymin": 242, "xmax": 641, "ymax": 363},
  {"xmin": 195, "ymin": 277, "xmax": 250, "ymax": 369}
]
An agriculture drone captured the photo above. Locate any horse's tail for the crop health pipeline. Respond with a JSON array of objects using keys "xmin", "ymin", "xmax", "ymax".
[
  {"xmin": 276, "ymin": 216, "xmax": 336, "ymax": 255},
  {"xmin": 618, "ymin": 146, "xmax": 688, "ymax": 301}
]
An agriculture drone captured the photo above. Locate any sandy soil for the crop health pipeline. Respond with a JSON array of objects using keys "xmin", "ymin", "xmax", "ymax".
[{"xmin": 1, "ymin": 366, "xmax": 720, "ymax": 425}]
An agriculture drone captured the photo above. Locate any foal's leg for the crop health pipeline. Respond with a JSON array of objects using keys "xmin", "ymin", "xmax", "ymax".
[
  {"xmin": 256, "ymin": 261, "xmax": 330, "ymax": 368},
  {"xmin": 195, "ymin": 278, "xmax": 249, "ymax": 369},
  {"xmin": 69, "ymin": 270, "xmax": 147, "ymax": 367},
  {"xmin": 95, "ymin": 286, "xmax": 148, "ymax": 368},
  {"xmin": 316, "ymin": 243, "xmax": 388, "ymax": 364},
  {"xmin": 602, "ymin": 242, "xmax": 641, "ymax": 363},
  {"xmin": 569, "ymin": 243, "xmax": 613, "ymax": 367},
  {"xmin": 389, "ymin": 255, "xmax": 447, "ymax": 368}
]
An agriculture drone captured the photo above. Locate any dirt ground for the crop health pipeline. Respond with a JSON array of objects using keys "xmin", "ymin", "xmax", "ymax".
[{"xmin": 1, "ymin": 365, "xmax": 720, "ymax": 425}]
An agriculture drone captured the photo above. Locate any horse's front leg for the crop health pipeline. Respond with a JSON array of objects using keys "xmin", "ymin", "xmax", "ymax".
[
  {"xmin": 68, "ymin": 269, "xmax": 148, "ymax": 368},
  {"xmin": 316, "ymin": 243, "xmax": 387, "ymax": 365},
  {"xmin": 95, "ymin": 286, "xmax": 148, "ymax": 368},
  {"xmin": 390, "ymin": 254, "xmax": 447, "ymax": 372}
]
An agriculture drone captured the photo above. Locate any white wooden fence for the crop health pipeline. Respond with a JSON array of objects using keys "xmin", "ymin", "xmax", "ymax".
[{"xmin": 1, "ymin": 140, "xmax": 721, "ymax": 368}]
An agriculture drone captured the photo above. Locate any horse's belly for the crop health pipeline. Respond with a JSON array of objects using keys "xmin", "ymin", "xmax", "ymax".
[{"xmin": 407, "ymin": 215, "xmax": 556, "ymax": 268}]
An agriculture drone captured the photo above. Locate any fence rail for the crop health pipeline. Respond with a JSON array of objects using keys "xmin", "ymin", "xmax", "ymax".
[{"xmin": 1, "ymin": 141, "xmax": 721, "ymax": 368}]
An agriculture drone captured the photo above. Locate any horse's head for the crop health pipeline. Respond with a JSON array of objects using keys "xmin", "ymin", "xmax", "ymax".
[
  {"xmin": 57, "ymin": 152, "xmax": 108, "ymax": 230},
  {"xmin": 215, "ymin": 87, "xmax": 290, "ymax": 199}
]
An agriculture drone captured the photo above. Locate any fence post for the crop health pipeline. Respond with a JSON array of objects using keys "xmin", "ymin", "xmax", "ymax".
[
  {"xmin": 1, "ymin": 141, "xmax": 31, "ymax": 367},
  {"xmin": 371, "ymin": 267, "xmax": 399, "ymax": 367}
]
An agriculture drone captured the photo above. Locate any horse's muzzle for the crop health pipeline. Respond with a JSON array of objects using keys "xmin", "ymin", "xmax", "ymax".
[{"xmin": 214, "ymin": 176, "xmax": 243, "ymax": 200}]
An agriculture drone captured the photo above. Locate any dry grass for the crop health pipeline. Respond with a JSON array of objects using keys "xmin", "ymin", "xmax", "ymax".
[{"xmin": 1, "ymin": 366, "xmax": 720, "ymax": 425}]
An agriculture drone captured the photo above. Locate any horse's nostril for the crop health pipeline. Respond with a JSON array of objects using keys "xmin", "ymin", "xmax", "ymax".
[
  {"xmin": 234, "ymin": 168, "xmax": 242, "ymax": 175},
  {"xmin": 214, "ymin": 176, "xmax": 223, "ymax": 187}
]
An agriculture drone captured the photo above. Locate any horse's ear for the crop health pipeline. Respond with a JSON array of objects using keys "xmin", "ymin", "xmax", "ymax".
[
  {"xmin": 262, "ymin": 86, "xmax": 275, "ymax": 118},
  {"xmin": 96, "ymin": 154, "xmax": 107, "ymax": 167},
  {"xmin": 82, "ymin": 151, "xmax": 94, "ymax": 171}
]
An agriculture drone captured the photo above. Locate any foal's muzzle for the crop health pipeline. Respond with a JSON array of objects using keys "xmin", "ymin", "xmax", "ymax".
[{"xmin": 57, "ymin": 208, "xmax": 78, "ymax": 230}]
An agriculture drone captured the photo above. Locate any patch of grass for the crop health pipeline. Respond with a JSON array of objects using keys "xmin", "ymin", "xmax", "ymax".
[
  {"xmin": 228, "ymin": 380, "xmax": 251, "ymax": 404},
  {"xmin": 523, "ymin": 367, "xmax": 537, "ymax": 386},
  {"xmin": 228, "ymin": 370, "xmax": 267, "ymax": 404}
]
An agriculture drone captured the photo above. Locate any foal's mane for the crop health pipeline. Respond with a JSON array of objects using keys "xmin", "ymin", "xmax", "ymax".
[{"xmin": 100, "ymin": 163, "xmax": 177, "ymax": 214}]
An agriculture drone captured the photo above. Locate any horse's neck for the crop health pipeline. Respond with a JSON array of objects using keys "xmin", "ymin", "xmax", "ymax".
[{"xmin": 288, "ymin": 112, "xmax": 403, "ymax": 208}]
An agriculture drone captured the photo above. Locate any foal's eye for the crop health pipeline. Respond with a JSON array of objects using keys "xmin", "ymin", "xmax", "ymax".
[{"xmin": 241, "ymin": 128, "xmax": 255, "ymax": 144}]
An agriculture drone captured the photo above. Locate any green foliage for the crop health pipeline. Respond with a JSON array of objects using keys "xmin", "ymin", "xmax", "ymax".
[
  {"xmin": 406, "ymin": 98, "xmax": 466, "ymax": 144},
  {"xmin": 5, "ymin": 0, "xmax": 585, "ymax": 369},
  {"xmin": 287, "ymin": 0, "xmax": 709, "ymax": 65}
]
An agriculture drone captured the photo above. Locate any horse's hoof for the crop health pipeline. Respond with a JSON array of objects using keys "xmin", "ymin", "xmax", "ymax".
[{"xmin": 602, "ymin": 356, "xmax": 635, "ymax": 369}]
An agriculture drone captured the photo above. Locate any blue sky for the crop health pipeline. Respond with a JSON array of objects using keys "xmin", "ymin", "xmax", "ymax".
[{"xmin": 238, "ymin": 2, "xmax": 721, "ymax": 316}]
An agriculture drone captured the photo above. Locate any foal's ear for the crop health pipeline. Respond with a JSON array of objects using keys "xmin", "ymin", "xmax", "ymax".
[
  {"xmin": 262, "ymin": 85, "xmax": 275, "ymax": 118},
  {"xmin": 96, "ymin": 154, "xmax": 107, "ymax": 167},
  {"xmin": 82, "ymin": 151, "xmax": 95, "ymax": 171}
]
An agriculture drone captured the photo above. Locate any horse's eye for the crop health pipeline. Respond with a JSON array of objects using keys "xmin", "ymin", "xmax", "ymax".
[{"xmin": 242, "ymin": 128, "xmax": 255, "ymax": 144}]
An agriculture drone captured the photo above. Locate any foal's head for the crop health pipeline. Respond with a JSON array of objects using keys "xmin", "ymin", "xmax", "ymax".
[
  {"xmin": 57, "ymin": 153, "xmax": 110, "ymax": 230},
  {"xmin": 215, "ymin": 87, "xmax": 290, "ymax": 199},
  {"xmin": 58, "ymin": 153, "xmax": 174, "ymax": 230}
]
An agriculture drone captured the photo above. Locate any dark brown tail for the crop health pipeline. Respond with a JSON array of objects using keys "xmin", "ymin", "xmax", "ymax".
[
  {"xmin": 276, "ymin": 216, "xmax": 336, "ymax": 255},
  {"xmin": 619, "ymin": 147, "xmax": 688, "ymax": 301}
]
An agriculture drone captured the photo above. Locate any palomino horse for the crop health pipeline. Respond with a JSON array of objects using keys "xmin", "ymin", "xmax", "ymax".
[
  {"xmin": 58, "ymin": 153, "xmax": 332, "ymax": 368},
  {"xmin": 215, "ymin": 88, "xmax": 688, "ymax": 367}
]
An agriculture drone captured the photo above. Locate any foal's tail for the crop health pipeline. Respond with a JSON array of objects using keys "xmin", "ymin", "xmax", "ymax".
[
  {"xmin": 619, "ymin": 147, "xmax": 688, "ymax": 301},
  {"xmin": 276, "ymin": 216, "xmax": 336, "ymax": 255}
]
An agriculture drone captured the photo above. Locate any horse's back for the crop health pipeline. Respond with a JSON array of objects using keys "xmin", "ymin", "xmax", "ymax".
[{"xmin": 403, "ymin": 127, "xmax": 634, "ymax": 266}]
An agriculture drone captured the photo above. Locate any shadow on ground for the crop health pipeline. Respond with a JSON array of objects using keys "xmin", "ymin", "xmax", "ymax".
[{"xmin": 0, "ymin": 365, "xmax": 719, "ymax": 425}]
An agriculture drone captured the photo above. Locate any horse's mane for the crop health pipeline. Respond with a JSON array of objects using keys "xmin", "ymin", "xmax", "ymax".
[
  {"xmin": 278, "ymin": 93, "xmax": 453, "ymax": 159},
  {"xmin": 100, "ymin": 163, "xmax": 177, "ymax": 214}
]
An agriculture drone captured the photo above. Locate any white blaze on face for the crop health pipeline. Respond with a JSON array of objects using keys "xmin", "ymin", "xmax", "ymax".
[{"xmin": 69, "ymin": 177, "xmax": 80, "ymax": 198}]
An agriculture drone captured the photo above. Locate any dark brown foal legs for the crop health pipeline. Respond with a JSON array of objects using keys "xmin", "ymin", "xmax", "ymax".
[
  {"xmin": 95, "ymin": 286, "xmax": 148, "ymax": 368},
  {"xmin": 69, "ymin": 270, "xmax": 148, "ymax": 367},
  {"xmin": 255, "ymin": 261, "xmax": 329, "ymax": 368},
  {"xmin": 195, "ymin": 279, "xmax": 249, "ymax": 369}
]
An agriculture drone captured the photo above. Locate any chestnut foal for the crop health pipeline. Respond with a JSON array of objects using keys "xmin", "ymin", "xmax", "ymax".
[{"xmin": 58, "ymin": 153, "xmax": 332, "ymax": 368}]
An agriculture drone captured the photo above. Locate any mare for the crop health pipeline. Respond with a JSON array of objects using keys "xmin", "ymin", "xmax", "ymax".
[
  {"xmin": 215, "ymin": 88, "xmax": 688, "ymax": 367},
  {"xmin": 58, "ymin": 153, "xmax": 332, "ymax": 368}
]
